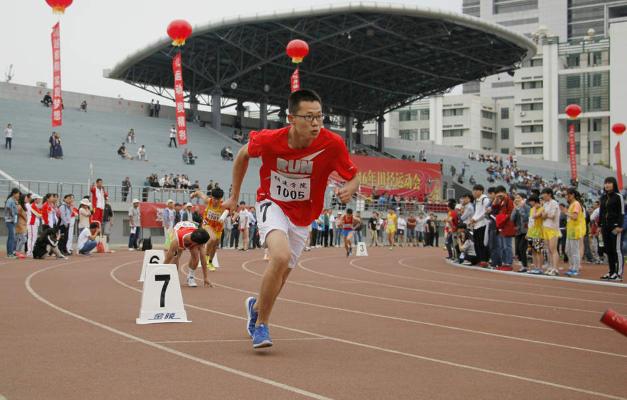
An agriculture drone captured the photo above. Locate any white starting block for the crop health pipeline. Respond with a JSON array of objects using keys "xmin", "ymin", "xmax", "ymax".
[
  {"xmin": 356, "ymin": 242, "xmax": 368, "ymax": 257},
  {"xmin": 139, "ymin": 249, "xmax": 165, "ymax": 282},
  {"xmin": 136, "ymin": 264, "xmax": 190, "ymax": 324}
]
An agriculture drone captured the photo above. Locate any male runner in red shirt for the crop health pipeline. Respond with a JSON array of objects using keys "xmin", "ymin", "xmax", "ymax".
[{"xmin": 223, "ymin": 89, "xmax": 359, "ymax": 349}]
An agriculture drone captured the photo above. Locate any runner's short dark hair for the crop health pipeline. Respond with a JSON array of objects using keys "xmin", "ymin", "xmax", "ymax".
[
  {"xmin": 211, "ymin": 188, "xmax": 224, "ymax": 199},
  {"xmin": 191, "ymin": 229, "xmax": 210, "ymax": 244},
  {"xmin": 288, "ymin": 89, "xmax": 322, "ymax": 115}
]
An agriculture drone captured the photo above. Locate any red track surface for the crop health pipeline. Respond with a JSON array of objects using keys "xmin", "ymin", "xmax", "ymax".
[{"xmin": 1, "ymin": 247, "xmax": 626, "ymax": 400}]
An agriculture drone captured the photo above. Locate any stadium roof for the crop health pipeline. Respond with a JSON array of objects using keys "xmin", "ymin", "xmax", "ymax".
[{"xmin": 106, "ymin": 2, "xmax": 536, "ymax": 121}]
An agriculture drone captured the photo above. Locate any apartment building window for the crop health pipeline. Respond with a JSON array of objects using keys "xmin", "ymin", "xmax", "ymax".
[
  {"xmin": 399, "ymin": 129, "xmax": 418, "ymax": 140},
  {"xmin": 481, "ymin": 110, "xmax": 494, "ymax": 119},
  {"xmin": 590, "ymin": 73, "xmax": 602, "ymax": 87},
  {"xmin": 589, "ymin": 118, "xmax": 602, "ymax": 132},
  {"xmin": 493, "ymin": 0, "xmax": 538, "ymax": 14},
  {"xmin": 443, "ymin": 129, "xmax": 464, "ymax": 137},
  {"xmin": 566, "ymin": 75, "xmax": 580, "ymax": 89},
  {"xmin": 521, "ymin": 147, "xmax": 543, "ymax": 155},
  {"xmin": 481, "ymin": 131, "xmax": 495, "ymax": 140},
  {"xmin": 500, "ymin": 128, "xmax": 510, "ymax": 140},
  {"xmin": 521, "ymin": 103, "xmax": 543, "ymax": 111},
  {"xmin": 566, "ymin": 54, "xmax": 580, "ymax": 67},
  {"xmin": 593, "ymin": 141, "xmax": 602, "ymax": 154},
  {"xmin": 521, "ymin": 125, "xmax": 542, "ymax": 133},
  {"xmin": 590, "ymin": 96, "xmax": 602, "ymax": 110},
  {"xmin": 420, "ymin": 128, "xmax": 430, "ymax": 140},
  {"xmin": 530, "ymin": 58, "xmax": 543, "ymax": 67},
  {"xmin": 591, "ymin": 52, "xmax": 603, "ymax": 66},
  {"xmin": 419, "ymin": 109, "xmax": 430, "ymax": 120},
  {"xmin": 399, "ymin": 109, "xmax": 418, "ymax": 121},
  {"xmin": 566, "ymin": 98, "xmax": 580, "ymax": 108},
  {"xmin": 443, "ymin": 108, "xmax": 464, "ymax": 117},
  {"xmin": 500, "ymin": 107, "xmax": 509, "ymax": 120},
  {"xmin": 522, "ymin": 81, "xmax": 543, "ymax": 89}
]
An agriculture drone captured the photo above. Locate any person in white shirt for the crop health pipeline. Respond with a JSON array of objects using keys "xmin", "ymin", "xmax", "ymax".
[
  {"xmin": 469, "ymin": 184, "xmax": 491, "ymax": 266},
  {"xmin": 168, "ymin": 125, "xmax": 177, "ymax": 148},
  {"xmin": 540, "ymin": 188, "xmax": 561, "ymax": 276},
  {"xmin": 415, "ymin": 213, "xmax": 427, "ymax": 246},
  {"xmin": 77, "ymin": 222, "xmax": 100, "ymax": 256},
  {"xmin": 162, "ymin": 199, "xmax": 176, "ymax": 243},
  {"xmin": 5, "ymin": 123, "xmax": 13, "ymax": 150},
  {"xmin": 137, "ymin": 145, "xmax": 147, "ymax": 161},
  {"xmin": 238, "ymin": 202, "xmax": 250, "ymax": 251},
  {"xmin": 397, "ymin": 214, "xmax": 407, "ymax": 247}
]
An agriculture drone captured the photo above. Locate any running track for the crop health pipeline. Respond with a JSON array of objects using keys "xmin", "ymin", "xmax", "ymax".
[{"xmin": 1, "ymin": 247, "xmax": 626, "ymax": 400}]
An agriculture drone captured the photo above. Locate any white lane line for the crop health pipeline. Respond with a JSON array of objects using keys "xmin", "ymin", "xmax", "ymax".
[
  {"xmin": 347, "ymin": 258, "xmax": 627, "ymax": 306},
  {"xmin": 398, "ymin": 256, "xmax": 627, "ymax": 297},
  {"xmin": 298, "ymin": 259, "xmax": 608, "ymax": 317},
  {"xmin": 149, "ymin": 338, "xmax": 329, "ymax": 344},
  {"xmin": 235, "ymin": 263, "xmax": 626, "ymax": 358},
  {"xmin": 26, "ymin": 262, "xmax": 333, "ymax": 400},
  {"xmin": 111, "ymin": 260, "xmax": 627, "ymax": 400}
]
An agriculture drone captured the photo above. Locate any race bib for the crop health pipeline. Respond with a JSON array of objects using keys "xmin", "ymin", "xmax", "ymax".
[{"xmin": 270, "ymin": 170, "xmax": 310, "ymax": 202}]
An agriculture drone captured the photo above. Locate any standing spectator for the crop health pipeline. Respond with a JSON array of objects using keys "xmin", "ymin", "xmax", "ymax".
[
  {"xmin": 321, "ymin": 209, "xmax": 330, "ymax": 247},
  {"xmin": 15, "ymin": 194, "xmax": 28, "ymax": 255},
  {"xmin": 137, "ymin": 145, "xmax": 147, "ymax": 161},
  {"xmin": 58, "ymin": 194, "xmax": 74, "ymax": 256},
  {"xmin": 4, "ymin": 188, "xmax": 20, "ymax": 258},
  {"xmin": 27, "ymin": 195, "xmax": 43, "ymax": 257},
  {"xmin": 459, "ymin": 194, "xmax": 474, "ymax": 224},
  {"xmin": 415, "ymin": 212, "xmax": 427, "ymax": 246},
  {"xmin": 230, "ymin": 211, "xmax": 240, "ymax": 249},
  {"xmin": 78, "ymin": 199, "xmax": 92, "ymax": 231},
  {"xmin": 128, "ymin": 199, "xmax": 141, "ymax": 251},
  {"xmin": 495, "ymin": 186, "xmax": 515, "ymax": 270},
  {"xmin": 396, "ymin": 213, "xmax": 407, "ymax": 247},
  {"xmin": 102, "ymin": 199, "xmax": 114, "ymax": 243},
  {"xmin": 127, "ymin": 128, "xmax": 136, "ymax": 144},
  {"xmin": 248, "ymin": 206, "xmax": 258, "ymax": 249},
  {"xmin": 368, "ymin": 212, "xmax": 379, "ymax": 246},
  {"xmin": 173, "ymin": 203, "xmax": 184, "ymax": 224},
  {"xmin": 155, "ymin": 100, "xmax": 161, "ymax": 117},
  {"xmin": 41, "ymin": 193, "xmax": 59, "ymax": 229},
  {"xmin": 540, "ymin": 188, "xmax": 561, "ymax": 276},
  {"xmin": 162, "ymin": 199, "xmax": 176, "ymax": 242},
  {"xmin": 512, "ymin": 193, "xmax": 530, "ymax": 272},
  {"xmin": 168, "ymin": 125, "xmax": 177, "ymax": 148},
  {"xmin": 121, "ymin": 177, "xmax": 131, "ymax": 202},
  {"xmin": 222, "ymin": 209, "xmax": 232, "ymax": 248},
  {"xmin": 90, "ymin": 178, "xmax": 108, "ymax": 224},
  {"xmin": 353, "ymin": 211, "xmax": 363, "ymax": 244},
  {"xmin": 444, "ymin": 200, "xmax": 459, "ymax": 259},
  {"xmin": 238, "ymin": 202, "xmax": 250, "ymax": 251},
  {"xmin": 181, "ymin": 203, "xmax": 194, "ymax": 222},
  {"xmin": 565, "ymin": 188, "xmax": 586, "ymax": 277},
  {"xmin": 406, "ymin": 213, "xmax": 417, "ymax": 247},
  {"xmin": 334, "ymin": 211, "xmax": 343, "ymax": 247},
  {"xmin": 80, "ymin": 100, "xmax": 87, "ymax": 112},
  {"xmin": 5, "ymin": 123, "xmax": 13, "ymax": 150},
  {"xmin": 149, "ymin": 100, "xmax": 155, "ymax": 117},
  {"xmin": 328, "ymin": 210, "xmax": 335, "ymax": 247},
  {"xmin": 77, "ymin": 222, "xmax": 100, "ymax": 256},
  {"xmin": 470, "ymin": 184, "xmax": 491, "ymax": 267},
  {"xmin": 599, "ymin": 177, "xmax": 624, "ymax": 281}
]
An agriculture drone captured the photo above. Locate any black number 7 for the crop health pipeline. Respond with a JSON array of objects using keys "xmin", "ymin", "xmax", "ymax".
[
  {"xmin": 155, "ymin": 274, "xmax": 170, "ymax": 307},
  {"xmin": 259, "ymin": 202, "xmax": 271, "ymax": 223}
]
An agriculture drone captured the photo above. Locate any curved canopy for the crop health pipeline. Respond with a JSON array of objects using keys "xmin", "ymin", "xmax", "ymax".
[{"xmin": 106, "ymin": 2, "xmax": 535, "ymax": 121}]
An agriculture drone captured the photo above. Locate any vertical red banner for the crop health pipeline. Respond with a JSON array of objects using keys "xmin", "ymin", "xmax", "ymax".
[
  {"xmin": 51, "ymin": 22, "xmax": 62, "ymax": 127},
  {"xmin": 290, "ymin": 67, "xmax": 300, "ymax": 92},
  {"xmin": 568, "ymin": 123, "xmax": 577, "ymax": 181},
  {"xmin": 616, "ymin": 143, "xmax": 623, "ymax": 191},
  {"xmin": 172, "ymin": 52, "xmax": 187, "ymax": 145}
]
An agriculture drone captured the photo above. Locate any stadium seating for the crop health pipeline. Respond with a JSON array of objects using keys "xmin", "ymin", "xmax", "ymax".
[{"xmin": 0, "ymin": 97, "xmax": 261, "ymax": 198}]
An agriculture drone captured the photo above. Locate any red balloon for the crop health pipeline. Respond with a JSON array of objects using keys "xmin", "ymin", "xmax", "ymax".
[
  {"xmin": 45, "ymin": 0, "xmax": 72, "ymax": 14},
  {"xmin": 167, "ymin": 20, "xmax": 192, "ymax": 47},
  {"xmin": 613, "ymin": 123, "xmax": 626, "ymax": 135},
  {"xmin": 286, "ymin": 40, "xmax": 309, "ymax": 64},
  {"xmin": 565, "ymin": 104, "xmax": 582, "ymax": 119}
]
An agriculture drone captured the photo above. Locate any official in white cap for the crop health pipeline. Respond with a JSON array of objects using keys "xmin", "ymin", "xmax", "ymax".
[{"xmin": 128, "ymin": 199, "xmax": 142, "ymax": 250}]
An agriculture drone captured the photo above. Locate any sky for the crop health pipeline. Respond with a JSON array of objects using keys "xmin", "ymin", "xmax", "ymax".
[{"xmin": 2, "ymin": 0, "xmax": 462, "ymax": 105}]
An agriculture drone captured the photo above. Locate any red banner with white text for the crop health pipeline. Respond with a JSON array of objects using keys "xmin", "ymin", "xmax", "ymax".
[
  {"xmin": 172, "ymin": 52, "xmax": 187, "ymax": 145},
  {"xmin": 330, "ymin": 155, "xmax": 442, "ymax": 202},
  {"xmin": 51, "ymin": 22, "xmax": 62, "ymax": 127},
  {"xmin": 568, "ymin": 123, "xmax": 577, "ymax": 180},
  {"xmin": 290, "ymin": 67, "xmax": 300, "ymax": 92}
]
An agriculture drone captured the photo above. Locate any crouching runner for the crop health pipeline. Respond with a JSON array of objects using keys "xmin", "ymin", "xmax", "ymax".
[{"xmin": 164, "ymin": 221, "xmax": 212, "ymax": 287}]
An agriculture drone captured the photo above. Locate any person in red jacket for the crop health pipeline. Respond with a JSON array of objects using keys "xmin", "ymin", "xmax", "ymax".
[
  {"xmin": 90, "ymin": 178, "xmax": 108, "ymax": 224},
  {"xmin": 495, "ymin": 186, "xmax": 516, "ymax": 270}
]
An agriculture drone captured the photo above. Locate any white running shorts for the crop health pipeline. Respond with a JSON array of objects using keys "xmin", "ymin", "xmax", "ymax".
[{"xmin": 255, "ymin": 200, "xmax": 309, "ymax": 268}]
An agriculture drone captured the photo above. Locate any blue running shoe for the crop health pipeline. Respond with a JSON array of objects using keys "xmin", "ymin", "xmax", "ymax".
[
  {"xmin": 252, "ymin": 324, "xmax": 273, "ymax": 349},
  {"xmin": 245, "ymin": 297, "xmax": 258, "ymax": 338}
]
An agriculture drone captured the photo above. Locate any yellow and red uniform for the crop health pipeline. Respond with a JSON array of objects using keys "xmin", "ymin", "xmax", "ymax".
[{"xmin": 202, "ymin": 198, "xmax": 225, "ymax": 238}]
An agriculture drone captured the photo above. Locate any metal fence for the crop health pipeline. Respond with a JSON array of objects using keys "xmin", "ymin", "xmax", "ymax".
[{"xmin": 0, "ymin": 179, "xmax": 257, "ymax": 205}]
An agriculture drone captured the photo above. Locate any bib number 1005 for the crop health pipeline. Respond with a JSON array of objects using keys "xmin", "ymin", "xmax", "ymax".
[
  {"xmin": 275, "ymin": 186, "xmax": 305, "ymax": 200},
  {"xmin": 270, "ymin": 171, "xmax": 310, "ymax": 202}
]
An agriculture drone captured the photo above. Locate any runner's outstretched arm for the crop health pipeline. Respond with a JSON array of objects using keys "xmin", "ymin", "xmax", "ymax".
[
  {"xmin": 336, "ymin": 175, "xmax": 360, "ymax": 203},
  {"xmin": 222, "ymin": 144, "xmax": 250, "ymax": 210}
]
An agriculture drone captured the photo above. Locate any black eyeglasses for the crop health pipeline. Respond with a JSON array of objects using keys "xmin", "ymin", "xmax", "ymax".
[{"xmin": 292, "ymin": 114, "xmax": 324, "ymax": 123}]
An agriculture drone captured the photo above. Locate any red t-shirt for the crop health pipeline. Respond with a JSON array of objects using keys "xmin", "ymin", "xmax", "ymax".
[
  {"xmin": 448, "ymin": 210, "xmax": 459, "ymax": 232},
  {"xmin": 248, "ymin": 127, "xmax": 357, "ymax": 226}
]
